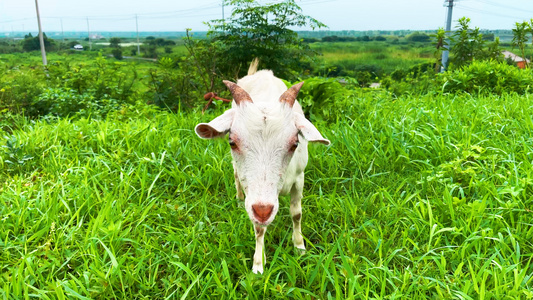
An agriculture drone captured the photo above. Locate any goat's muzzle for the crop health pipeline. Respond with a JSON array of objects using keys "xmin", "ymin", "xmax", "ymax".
[{"xmin": 252, "ymin": 204, "xmax": 274, "ymax": 223}]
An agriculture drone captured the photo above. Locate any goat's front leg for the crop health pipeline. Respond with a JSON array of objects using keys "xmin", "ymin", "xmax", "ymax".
[
  {"xmin": 290, "ymin": 175, "xmax": 305, "ymax": 251},
  {"xmin": 252, "ymin": 224, "xmax": 266, "ymax": 274}
]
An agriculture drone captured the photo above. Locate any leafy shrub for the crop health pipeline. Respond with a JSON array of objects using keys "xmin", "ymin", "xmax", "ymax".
[
  {"xmin": 31, "ymin": 87, "xmax": 129, "ymax": 118},
  {"xmin": 145, "ymin": 56, "xmax": 208, "ymax": 111},
  {"xmin": 406, "ymin": 32, "xmax": 430, "ymax": 42},
  {"xmin": 0, "ymin": 54, "xmax": 143, "ymax": 118},
  {"xmin": 22, "ymin": 33, "xmax": 56, "ymax": 52},
  {"xmin": 381, "ymin": 63, "xmax": 437, "ymax": 96},
  {"xmin": 111, "ymin": 48, "xmax": 123, "ymax": 60},
  {"xmin": 0, "ymin": 40, "xmax": 21, "ymax": 54},
  {"xmin": 438, "ymin": 60, "xmax": 533, "ymax": 95},
  {"xmin": 296, "ymin": 76, "xmax": 358, "ymax": 121},
  {"xmin": 46, "ymin": 54, "xmax": 138, "ymax": 102},
  {"xmin": 449, "ymin": 17, "xmax": 503, "ymax": 70},
  {"xmin": 0, "ymin": 68, "xmax": 46, "ymax": 114}
]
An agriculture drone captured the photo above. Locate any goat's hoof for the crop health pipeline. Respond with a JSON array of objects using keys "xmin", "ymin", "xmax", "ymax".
[
  {"xmin": 295, "ymin": 246, "xmax": 306, "ymax": 255},
  {"xmin": 252, "ymin": 265, "xmax": 264, "ymax": 274}
]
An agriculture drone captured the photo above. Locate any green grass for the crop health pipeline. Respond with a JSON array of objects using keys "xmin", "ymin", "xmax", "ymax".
[
  {"xmin": 310, "ymin": 41, "xmax": 435, "ymax": 74},
  {"xmin": 1, "ymin": 90, "xmax": 533, "ymax": 298}
]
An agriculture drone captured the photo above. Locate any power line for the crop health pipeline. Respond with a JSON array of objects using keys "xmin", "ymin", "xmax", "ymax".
[
  {"xmin": 0, "ymin": 17, "xmax": 35, "ymax": 24},
  {"xmin": 473, "ymin": 0, "xmax": 533, "ymax": 15},
  {"xmin": 1, "ymin": 2, "xmax": 221, "ymax": 23},
  {"xmin": 456, "ymin": 4, "xmax": 528, "ymax": 20}
]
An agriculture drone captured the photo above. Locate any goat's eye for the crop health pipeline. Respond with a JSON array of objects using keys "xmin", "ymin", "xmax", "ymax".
[
  {"xmin": 289, "ymin": 142, "xmax": 299, "ymax": 152},
  {"xmin": 229, "ymin": 140, "xmax": 238, "ymax": 150}
]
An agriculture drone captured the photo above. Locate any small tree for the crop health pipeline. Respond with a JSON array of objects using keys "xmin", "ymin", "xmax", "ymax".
[
  {"xmin": 205, "ymin": 0, "xmax": 326, "ymax": 80},
  {"xmin": 109, "ymin": 37, "xmax": 123, "ymax": 60},
  {"xmin": 22, "ymin": 32, "xmax": 54, "ymax": 52},
  {"xmin": 450, "ymin": 18, "xmax": 487, "ymax": 69},
  {"xmin": 432, "ymin": 28, "xmax": 447, "ymax": 72},
  {"xmin": 512, "ymin": 21, "xmax": 529, "ymax": 68},
  {"xmin": 112, "ymin": 48, "xmax": 123, "ymax": 60},
  {"xmin": 109, "ymin": 37, "xmax": 121, "ymax": 48}
]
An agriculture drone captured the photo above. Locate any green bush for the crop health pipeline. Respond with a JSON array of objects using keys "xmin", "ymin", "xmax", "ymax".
[
  {"xmin": 46, "ymin": 54, "xmax": 138, "ymax": 102},
  {"xmin": 145, "ymin": 56, "xmax": 208, "ymax": 111},
  {"xmin": 406, "ymin": 32, "xmax": 430, "ymax": 42},
  {"xmin": 381, "ymin": 63, "xmax": 437, "ymax": 96},
  {"xmin": 0, "ymin": 68, "xmax": 46, "ymax": 114},
  {"xmin": 31, "ymin": 87, "xmax": 125, "ymax": 118},
  {"xmin": 296, "ymin": 76, "xmax": 359, "ymax": 121},
  {"xmin": 438, "ymin": 60, "xmax": 533, "ymax": 95},
  {"xmin": 111, "ymin": 48, "xmax": 123, "ymax": 60}
]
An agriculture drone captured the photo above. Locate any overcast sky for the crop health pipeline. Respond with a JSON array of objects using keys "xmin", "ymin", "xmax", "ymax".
[{"xmin": 1, "ymin": 0, "xmax": 532, "ymax": 33}]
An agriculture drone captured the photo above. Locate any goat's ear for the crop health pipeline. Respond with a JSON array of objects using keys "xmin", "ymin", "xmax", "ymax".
[
  {"xmin": 195, "ymin": 109, "xmax": 235, "ymax": 139},
  {"xmin": 294, "ymin": 113, "xmax": 330, "ymax": 145}
]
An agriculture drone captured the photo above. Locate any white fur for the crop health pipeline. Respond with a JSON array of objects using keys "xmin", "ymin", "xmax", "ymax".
[{"xmin": 195, "ymin": 68, "xmax": 329, "ymax": 274}]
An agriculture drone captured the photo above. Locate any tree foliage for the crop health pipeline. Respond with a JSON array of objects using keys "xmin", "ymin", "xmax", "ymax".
[
  {"xmin": 406, "ymin": 32, "xmax": 431, "ymax": 42},
  {"xmin": 109, "ymin": 37, "xmax": 121, "ymax": 48},
  {"xmin": 450, "ymin": 17, "xmax": 502, "ymax": 69},
  {"xmin": 205, "ymin": 0, "xmax": 326, "ymax": 80},
  {"xmin": 512, "ymin": 21, "xmax": 530, "ymax": 68},
  {"xmin": 431, "ymin": 28, "xmax": 447, "ymax": 71},
  {"xmin": 22, "ymin": 32, "xmax": 55, "ymax": 52}
]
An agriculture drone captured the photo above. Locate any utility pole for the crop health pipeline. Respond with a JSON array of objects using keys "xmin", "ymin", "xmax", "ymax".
[
  {"xmin": 87, "ymin": 17, "xmax": 92, "ymax": 50},
  {"xmin": 222, "ymin": 0, "xmax": 225, "ymax": 33},
  {"xmin": 136, "ymin": 14, "xmax": 141, "ymax": 56},
  {"xmin": 60, "ymin": 18, "xmax": 64, "ymax": 43},
  {"xmin": 34, "ymin": 0, "xmax": 47, "ymax": 66},
  {"xmin": 441, "ymin": 0, "xmax": 455, "ymax": 72}
]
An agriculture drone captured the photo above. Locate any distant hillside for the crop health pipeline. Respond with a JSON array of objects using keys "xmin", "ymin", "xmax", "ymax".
[{"xmin": 0, "ymin": 29, "xmax": 515, "ymax": 42}]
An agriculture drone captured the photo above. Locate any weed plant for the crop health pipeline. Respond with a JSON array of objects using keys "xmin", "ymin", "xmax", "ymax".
[{"xmin": 1, "ymin": 89, "xmax": 533, "ymax": 298}]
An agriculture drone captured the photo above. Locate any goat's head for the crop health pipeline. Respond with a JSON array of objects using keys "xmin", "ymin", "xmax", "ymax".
[{"xmin": 195, "ymin": 81, "xmax": 329, "ymax": 225}]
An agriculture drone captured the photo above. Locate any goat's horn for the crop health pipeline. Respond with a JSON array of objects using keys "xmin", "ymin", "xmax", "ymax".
[
  {"xmin": 279, "ymin": 82, "xmax": 304, "ymax": 107},
  {"xmin": 223, "ymin": 80, "xmax": 253, "ymax": 105}
]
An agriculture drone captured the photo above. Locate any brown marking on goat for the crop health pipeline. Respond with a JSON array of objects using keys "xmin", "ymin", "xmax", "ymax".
[
  {"xmin": 255, "ymin": 225, "xmax": 265, "ymax": 238},
  {"xmin": 292, "ymin": 213, "xmax": 301, "ymax": 222},
  {"xmin": 228, "ymin": 133, "xmax": 242, "ymax": 153},
  {"xmin": 288, "ymin": 135, "xmax": 299, "ymax": 152}
]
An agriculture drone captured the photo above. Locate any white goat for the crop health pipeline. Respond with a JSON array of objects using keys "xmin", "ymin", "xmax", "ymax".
[{"xmin": 195, "ymin": 61, "xmax": 330, "ymax": 274}]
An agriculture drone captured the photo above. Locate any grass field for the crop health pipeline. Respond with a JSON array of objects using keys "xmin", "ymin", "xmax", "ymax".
[
  {"xmin": 1, "ymin": 88, "xmax": 533, "ymax": 298},
  {"xmin": 309, "ymin": 41, "xmax": 435, "ymax": 74}
]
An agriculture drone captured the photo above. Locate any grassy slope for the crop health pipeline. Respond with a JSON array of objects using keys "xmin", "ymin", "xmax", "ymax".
[{"xmin": 1, "ymin": 90, "xmax": 533, "ymax": 299}]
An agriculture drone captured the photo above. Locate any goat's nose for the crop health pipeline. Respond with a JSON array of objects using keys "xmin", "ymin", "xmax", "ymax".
[{"xmin": 252, "ymin": 204, "xmax": 274, "ymax": 223}]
